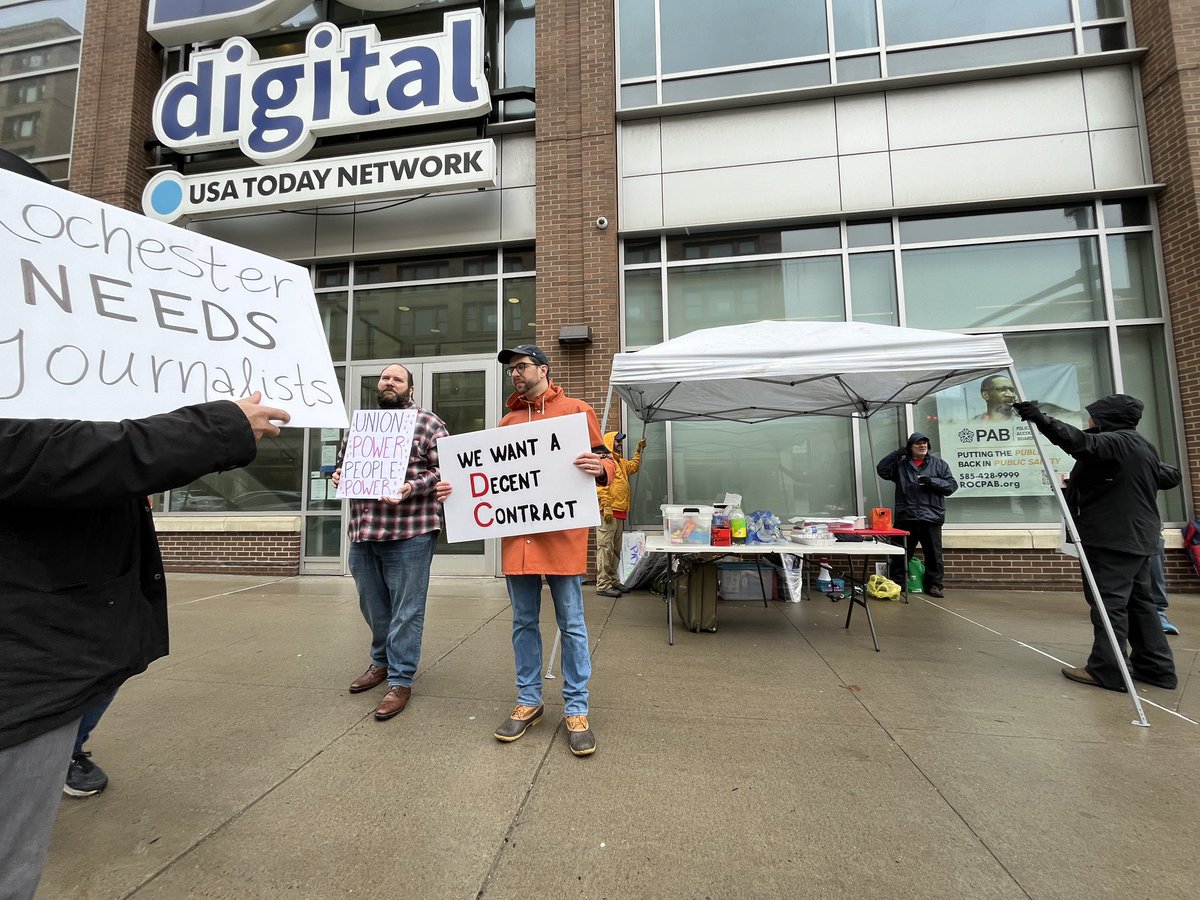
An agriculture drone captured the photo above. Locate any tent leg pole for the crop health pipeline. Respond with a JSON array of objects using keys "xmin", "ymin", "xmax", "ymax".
[
  {"xmin": 864, "ymin": 414, "xmax": 884, "ymax": 509},
  {"xmin": 1007, "ymin": 367, "xmax": 1149, "ymax": 727},
  {"xmin": 600, "ymin": 384, "xmax": 615, "ymax": 435}
]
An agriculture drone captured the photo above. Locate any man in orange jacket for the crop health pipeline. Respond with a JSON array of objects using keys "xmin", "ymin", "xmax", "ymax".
[
  {"xmin": 437, "ymin": 345, "xmax": 614, "ymax": 756},
  {"xmin": 595, "ymin": 431, "xmax": 645, "ymax": 598}
]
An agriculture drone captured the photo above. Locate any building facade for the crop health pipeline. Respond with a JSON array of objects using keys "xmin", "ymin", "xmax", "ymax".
[{"xmin": 3, "ymin": 0, "xmax": 1198, "ymax": 589}]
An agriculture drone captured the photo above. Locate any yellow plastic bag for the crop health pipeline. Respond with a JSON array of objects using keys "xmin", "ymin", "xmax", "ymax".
[{"xmin": 866, "ymin": 574, "xmax": 901, "ymax": 600}]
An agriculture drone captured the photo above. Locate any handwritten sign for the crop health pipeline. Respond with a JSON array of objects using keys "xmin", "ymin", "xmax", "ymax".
[
  {"xmin": 437, "ymin": 412, "xmax": 600, "ymax": 543},
  {"xmin": 336, "ymin": 408, "xmax": 418, "ymax": 499},
  {"xmin": 0, "ymin": 169, "xmax": 347, "ymax": 427}
]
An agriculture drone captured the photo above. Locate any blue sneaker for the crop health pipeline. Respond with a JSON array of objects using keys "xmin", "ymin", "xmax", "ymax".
[{"xmin": 1158, "ymin": 610, "xmax": 1180, "ymax": 636}]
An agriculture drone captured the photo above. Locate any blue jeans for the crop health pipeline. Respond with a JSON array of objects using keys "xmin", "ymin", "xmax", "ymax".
[
  {"xmin": 74, "ymin": 690, "xmax": 117, "ymax": 756},
  {"xmin": 506, "ymin": 574, "xmax": 591, "ymax": 716},
  {"xmin": 348, "ymin": 533, "xmax": 437, "ymax": 687}
]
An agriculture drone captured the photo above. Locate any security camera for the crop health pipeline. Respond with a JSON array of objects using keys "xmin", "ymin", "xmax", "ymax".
[{"xmin": 595, "ymin": 216, "xmax": 609, "ymax": 230}]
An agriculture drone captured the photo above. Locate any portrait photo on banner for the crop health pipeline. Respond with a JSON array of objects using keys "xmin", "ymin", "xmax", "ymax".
[{"xmin": 934, "ymin": 365, "xmax": 1081, "ymax": 499}]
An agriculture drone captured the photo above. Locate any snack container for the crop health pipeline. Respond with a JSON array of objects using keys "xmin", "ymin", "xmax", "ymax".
[{"xmin": 661, "ymin": 504, "xmax": 715, "ymax": 545}]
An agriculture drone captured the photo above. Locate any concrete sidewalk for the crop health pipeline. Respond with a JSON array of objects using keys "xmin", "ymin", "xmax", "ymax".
[{"xmin": 40, "ymin": 575, "xmax": 1198, "ymax": 899}]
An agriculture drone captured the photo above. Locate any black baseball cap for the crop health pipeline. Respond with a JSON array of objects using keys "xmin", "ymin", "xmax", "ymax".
[{"xmin": 498, "ymin": 344, "xmax": 549, "ymax": 366}]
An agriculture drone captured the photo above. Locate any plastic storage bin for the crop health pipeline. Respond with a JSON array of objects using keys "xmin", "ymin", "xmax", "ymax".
[
  {"xmin": 661, "ymin": 504, "xmax": 714, "ymax": 545},
  {"xmin": 716, "ymin": 562, "xmax": 775, "ymax": 600}
]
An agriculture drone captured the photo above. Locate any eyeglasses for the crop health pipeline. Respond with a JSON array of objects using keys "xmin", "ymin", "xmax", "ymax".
[{"xmin": 504, "ymin": 362, "xmax": 542, "ymax": 376}]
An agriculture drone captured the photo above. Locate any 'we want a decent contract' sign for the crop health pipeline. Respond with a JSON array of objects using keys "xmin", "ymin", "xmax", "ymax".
[
  {"xmin": 437, "ymin": 413, "xmax": 601, "ymax": 543},
  {"xmin": 0, "ymin": 168, "xmax": 346, "ymax": 428}
]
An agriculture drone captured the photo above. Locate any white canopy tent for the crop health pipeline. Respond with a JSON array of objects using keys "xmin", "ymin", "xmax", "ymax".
[{"xmin": 599, "ymin": 320, "xmax": 1152, "ymax": 726}]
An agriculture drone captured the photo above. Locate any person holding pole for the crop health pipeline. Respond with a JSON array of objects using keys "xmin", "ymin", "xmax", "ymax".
[
  {"xmin": 1014, "ymin": 395, "xmax": 1179, "ymax": 691},
  {"xmin": 594, "ymin": 431, "xmax": 645, "ymax": 598}
]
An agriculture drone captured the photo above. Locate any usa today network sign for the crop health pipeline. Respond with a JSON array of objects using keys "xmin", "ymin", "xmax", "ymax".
[{"xmin": 143, "ymin": 2, "xmax": 495, "ymax": 223}]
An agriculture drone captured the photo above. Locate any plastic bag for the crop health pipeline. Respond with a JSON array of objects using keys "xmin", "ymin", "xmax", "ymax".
[
  {"xmin": 746, "ymin": 510, "xmax": 784, "ymax": 544},
  {"xmin": 867, "ymin": 574, "xmax": 901, "ymax": 600},
  {"xmin": 906, "ymin": 556, "xmax": 925, "ymax": 594}
]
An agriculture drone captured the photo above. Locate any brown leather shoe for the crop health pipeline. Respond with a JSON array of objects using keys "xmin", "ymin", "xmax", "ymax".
[
  {"xmin": 565, "ymin": 714, "xmax": 596, "ymax": 756},
  {"xmin": 349, "ymin": 664, "xmax": 388, "ymax": 693},
  {"xmin": 374, "ymin": 685, "xmax": 411, "ymax": 720},
  {"xmin": 495, "ymin": 704, "xmax": 543, "ymax": 741}
]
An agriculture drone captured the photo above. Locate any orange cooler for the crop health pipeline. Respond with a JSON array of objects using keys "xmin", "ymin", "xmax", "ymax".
[{"xmin": 869, "ymin": 507, "xmax": 892, "ymax": 530}]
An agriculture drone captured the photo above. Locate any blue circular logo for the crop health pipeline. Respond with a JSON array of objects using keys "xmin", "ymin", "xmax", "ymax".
[
  {"xmin": 313, "ymin": 29, "xmax": 333, "ymax": 49},
  {"xmin": 150, "ymin": 179, "xmax": 183, "ymax": 216},
  {"xmin": 226, "ymin": 44, "xmax": 244, "ymax": 63}
]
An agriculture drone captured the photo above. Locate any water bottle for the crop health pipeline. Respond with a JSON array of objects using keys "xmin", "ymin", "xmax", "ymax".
[
  {"xmin": 816, "ymin": 560, "xmax": 833, "ymax": 593},
  {"xmin": 730, "ymin": 504, "xmax": 747, "ymax": 545}
]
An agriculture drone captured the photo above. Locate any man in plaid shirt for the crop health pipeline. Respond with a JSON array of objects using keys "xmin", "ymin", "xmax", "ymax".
[{"xmin": 333, "ymin": 364, "xmax": 449, "ymax": 721}]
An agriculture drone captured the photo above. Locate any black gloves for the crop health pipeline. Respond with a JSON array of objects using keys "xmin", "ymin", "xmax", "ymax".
[
  {"xmin": 917, "ymin": 475, "xmax": 931, "ymax": 487},
  {"xmin": 1013, "ymin": 400, "xmax": 1047, "ymax": 424}
]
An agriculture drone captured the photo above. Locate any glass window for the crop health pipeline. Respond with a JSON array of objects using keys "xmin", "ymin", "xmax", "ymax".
[
  {"xmin": 900, "ymin": 206, "xmax": 1094, "ymax": 243},
  {"xmin": 171, "ymin": 430, "xmax": 304, "ymax": 512},
  {"xmin": 1102, "ymin": 199, "xmax": 1149, "ymax": 228},
  {"xmin": 887, "ymin": 33, "xmax": 1075, "ymax": 77},
  {"xmin": 659, "ymin": 0, "xmax": 827, "ymax": 74},
  {"xmin": 306, "ymin": 428, "xmax": 342, "ymax": 511},
  {"xmin": 502, "ymin": 0, "xmax": 536, "ymax": 118},
  {"xmin": 619, "ymin": 0, "xmax": 657, "ymax": 79},
  {"xmin": 836, "ymin": 54, "xmax": 880, "ymax": 83},
  {"xmin": 621, "ymin": 82, "xmax": 658, "ymax": 107},
  {"xmin": 668, "ymin": 257, "xmax": 843, "ymax": 337},
  {"xmin": 882, "ymin": 0, "xmax": 1071, "ymax": 45},
  {"xmin": 780, "ymin": 225, "xmax": 840, "ymax": 253},
  {"xmin": 628, "ymin": 421, "xmax": 667, "ymax": 527},
  {"xmin": 625, "ymin": 238, "xmax": 661, "ymax": 264},
  {"xmin": 850, "ymin": 252, "xmax": 897, "ymax": 326},
  {"xmin": 625, "ymin": 269, "xmax": 663, "ymax": 347},
  {"xmin": 661, "ymin": 62, "xmax": 829, "ymax": 102},
  {"xmin": 503, "ymin": 248, "xmax": 536, "ymax": 273},
  {"xmin": 1080, "ymin": 0, "xmax": 1126, "ymax": 20},
  {"xmin": 912, "ymin": 329, "xmax": 1112, "ymax": 525},
  {"xmin": 318, "ymin": 291, "xmax": 348, "ymax": 362},
  {"xmin": 1082, "ymin": 24, "xmax": 1128, "ymax": 53},
  {"xmin": 848, "ymin": 220, "xmax": 892, "ymax": 248},
  {"xmin": 834, "ymin": 0, "xmax": 878, "ymax": 52},
  {"xmin": 670, "ymin": 417, "xmax": 856, "ymax": 518},
  {"xmin": 1107, "ymin": 234, "xmax": 1160, "ymax": 319},
  {"xmin": 1118, "ymin": 325, "xmax": 1183, "ymax": 521},
  {"xmin": 305, "ymin": 516, "xmax": 341, "ymax": 558},
  {"xmin": 352, "ymin": 282, "xmax": 496, "ymax": 359},
  {"xmin": 903, "ymin": 238, "xmax": 1105, "ymax": 329},
  {"xmin": 502, "ymin": 276, "xmax": 536, "ymax": 346},
  {"xmin": 0, "ymin": 0, "xmax": 84, "ymax": 47},
  {"xmin": 0, "ymin": 68, "xmax": 75, "ymax": 158},
  {"xmin": 668, "ymin": 229, "xmax": 783, "ymax": 261},
  {"xmin": 315, "ymin": 263, "xmax": 348, "ymax": 288}
]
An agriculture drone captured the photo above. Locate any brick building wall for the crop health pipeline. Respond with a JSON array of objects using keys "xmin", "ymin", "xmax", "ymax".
[
  {"xmin": 1131, "ymin": 0, "xmax": 1200, "ymax": 514},
  {"xmin": 535, "ymin": 0, "xmax": 619, "ymax": 574},
  {"xmin": 158, "ymin": 532, "xmax": 301, "ymax": 576},
  {"xmin": 69, "ymin": 0, "xmax": 160, "ymax": 206}
]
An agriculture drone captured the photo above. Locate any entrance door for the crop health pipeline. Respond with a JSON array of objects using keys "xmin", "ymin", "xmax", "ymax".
[{"xmin": 337, "ymin": 358, "xmax": 499, "ymax": 576}]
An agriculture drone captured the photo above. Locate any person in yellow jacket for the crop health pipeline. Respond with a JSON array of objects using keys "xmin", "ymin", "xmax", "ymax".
[{"xmin": 595, "ymin": 431, "xmax": 646, "ymax": 597}]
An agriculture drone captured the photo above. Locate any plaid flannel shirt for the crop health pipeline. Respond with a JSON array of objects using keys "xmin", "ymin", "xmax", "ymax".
[{"xmin": 346, "ymin": 405, "xmax": 449, "ymax": 542}]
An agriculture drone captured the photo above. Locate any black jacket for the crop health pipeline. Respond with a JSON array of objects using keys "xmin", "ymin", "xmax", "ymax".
[
  {"xmin": 876, "ymin": 432, "xmax": 959, "ymax": 525},
  {"xmin": 0, "ymin": 402, "xmax": 256, "ymax": 750},
  {"xmin": 1030, "ymin": 394, "xmax": 1179, "ymax": 555}
]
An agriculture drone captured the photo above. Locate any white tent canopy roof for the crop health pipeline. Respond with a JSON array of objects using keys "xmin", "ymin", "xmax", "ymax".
[{"xmin": 608, "ymin": 321, "xmax": 1013, "ymax": 423}]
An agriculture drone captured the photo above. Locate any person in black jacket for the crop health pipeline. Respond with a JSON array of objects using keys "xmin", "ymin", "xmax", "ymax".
[
  {"xmin": 1015, "ymin": 394, "xmax": 1179, "ymax": 691},
  {"xmin": 876, "ymin": 432, "xmax": 959, "ymax": 598},
  {"xmin": 0, "ymin": 395, "xmax": 288, "ymax": 900}
]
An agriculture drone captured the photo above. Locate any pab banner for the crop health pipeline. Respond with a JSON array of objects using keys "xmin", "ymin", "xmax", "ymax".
[
  {"xmin": 935, "ymin": 365, "xmax": 1081, "ymax": 497},
  {"xmin": 0, "ymin": 169, "xmax": 347, "ymax": 427},
  {"xmin": 336, "ymin": 408, "xmax": 417, "ymax": 499},
  {"xmin": 437, "ymin": 413, "xmax": 601, "ymax": 543}
]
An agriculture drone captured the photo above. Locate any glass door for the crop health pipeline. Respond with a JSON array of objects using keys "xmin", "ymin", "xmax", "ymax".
[{"xmin": 334, "ymin": 358, "xmax": 499, "ymax": 576}]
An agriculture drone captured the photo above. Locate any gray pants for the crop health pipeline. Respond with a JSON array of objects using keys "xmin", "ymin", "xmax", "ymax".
[{"xmin": 0, "ymin": 718, "xmax": 80, "ymax": 900}]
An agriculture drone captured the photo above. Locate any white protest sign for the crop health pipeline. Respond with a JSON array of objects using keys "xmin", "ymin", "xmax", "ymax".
[
  {"xmin": 336, "ymin": 408, "xmax": 417, "ymax": 499},
  {"xmin": 0, "ymin": 168, "xmax": 347, "ymax": 427},
  {"xmin": 437, "ymin": 412, "xmax": 601, "ymax": 543}
]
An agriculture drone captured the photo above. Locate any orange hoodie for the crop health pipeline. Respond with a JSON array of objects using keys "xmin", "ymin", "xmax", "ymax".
[{"xmin": 497, "ymin": 382, "xmax": 616, "ymax": 576}]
